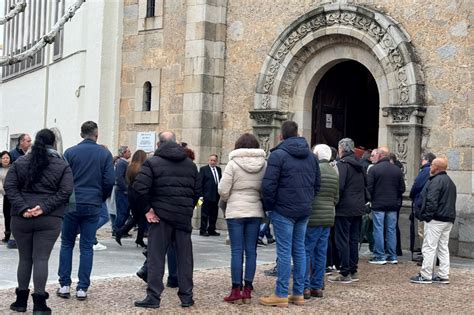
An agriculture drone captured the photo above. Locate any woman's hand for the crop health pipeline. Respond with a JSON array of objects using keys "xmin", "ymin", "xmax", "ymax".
[{"xmin": 23, "ymin": 205, "xmax": 44, "ymax": 218}]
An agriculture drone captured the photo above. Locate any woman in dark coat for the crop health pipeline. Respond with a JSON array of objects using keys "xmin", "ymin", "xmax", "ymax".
[
  {"xmin": 5, "ymin": 129, "xmax": 74, "ymax": 314},
  {"xmin": 115, "ymin": 149, "xmax": 148, "ymax": 247}
]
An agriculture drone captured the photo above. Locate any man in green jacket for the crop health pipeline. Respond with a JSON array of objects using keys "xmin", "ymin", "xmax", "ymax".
[{"xmin": 304, "ymin": 144, "xmax": 339, "ymax": 299}]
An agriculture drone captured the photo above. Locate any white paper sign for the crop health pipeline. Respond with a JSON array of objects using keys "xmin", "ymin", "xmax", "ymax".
[
  {"xmin": 137, "ymin": 132, "xmax": 156, "ymax": 153},
  {"xmin": 325, "ymin": 114, "xmax": 333, "ymax": 128}
]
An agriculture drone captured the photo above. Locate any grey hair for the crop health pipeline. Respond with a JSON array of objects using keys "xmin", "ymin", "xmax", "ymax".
[
  {"xmin": 118, "ymin": 145, "xmax": 129, "ymax": 157},
  {"xmin": 338, "ymin": 138, "xmax": 354, "ymax": 153},
  {"xmin": 158, "ymin": 131, "xmax": 176, "ymax": 144}
]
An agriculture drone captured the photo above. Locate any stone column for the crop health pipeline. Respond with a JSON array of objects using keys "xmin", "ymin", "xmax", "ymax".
[
  {"xmin": 383, "ymin": 105, "xmax": 426, "ymax": 187},
  {"xmin": 182, "ymin": 0, "xmax": 227, "ymax": 164}
]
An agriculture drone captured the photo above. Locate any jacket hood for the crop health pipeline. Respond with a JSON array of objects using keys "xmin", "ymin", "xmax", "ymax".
[
  {"xmin": 273, "ymin": 136, "xmax": 310, "ymax": 159},
  {"xmin": 229, "ymin": 148, "xmax": 266, "ymax": 173},
  {"xmin": 155, "ymin": 142, "xmax": 187, "ymax": 161},
  {"xmin": 341, "ymin": 152, "xmax": 363, "ymax": 173}
]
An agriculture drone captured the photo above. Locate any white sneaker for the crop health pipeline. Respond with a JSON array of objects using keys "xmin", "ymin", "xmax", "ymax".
[
  {"xmin": 76, "ymin": 289, "xmax": 87, "ymax": 300},
  {"xmin": 93, "ymin": 243, "xmax": 107, "ymax": 251},
  {"xmin": 57, "ymin": 285, "xmax": 71, "ymax": 298}
]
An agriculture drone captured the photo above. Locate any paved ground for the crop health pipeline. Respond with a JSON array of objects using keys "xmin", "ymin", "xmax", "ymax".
[{"xmin": 2, "ymin": 197, "xmax": 474, "ymax": 313}]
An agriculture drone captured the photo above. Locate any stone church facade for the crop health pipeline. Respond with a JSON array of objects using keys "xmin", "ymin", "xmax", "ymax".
[{"xmin": 119, "ymin": 0, "xmax": 472, "ymax": 257}]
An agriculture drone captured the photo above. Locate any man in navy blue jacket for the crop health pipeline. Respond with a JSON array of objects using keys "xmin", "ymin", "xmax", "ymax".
[
  {"xmin": 57, "ymin": 121, "xmax": 115, "ymax": 301},
  {"xmin": 410, "ymin": 152, "xmax": 436, "ymax": 242},
  {"xmin": 259, "ymin": 121, "xmax": 320, "ymax": 307}
]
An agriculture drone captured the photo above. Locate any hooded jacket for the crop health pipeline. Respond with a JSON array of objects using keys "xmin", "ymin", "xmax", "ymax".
[
  {"xmin": 218, "ymin": 148, "xmax": 267, "ymax": 219},
  {"xmin": 262, "ymin": 136, "xmax": 320, "ymax": 219},
  {"xmin": 131, "ymin": 141, "xmax": 201, "ymax": 232},
  {"xmin": 420, "ymin": 171, "xmax": 457, "ymax": 223},
  {"xmin": 335, "ymin": 152, "xmax": 366, "ymax": 217}
]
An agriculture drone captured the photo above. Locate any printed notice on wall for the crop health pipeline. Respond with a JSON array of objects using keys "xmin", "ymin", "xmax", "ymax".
[
  {"xmin": 325, "ymin": 114, "xmax": 333, "ymax": 128},
  {"xmin": 137, "ymin": 132, "xmax": 156, "ymax": 153}
]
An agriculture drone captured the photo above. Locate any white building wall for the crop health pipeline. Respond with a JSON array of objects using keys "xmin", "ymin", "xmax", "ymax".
[{"xmin": 0, "ymin": 0, "xmax": 122, "ymax": 153}]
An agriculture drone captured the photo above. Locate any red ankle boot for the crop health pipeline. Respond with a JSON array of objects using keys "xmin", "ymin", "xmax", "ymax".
[
  {"xmin": 242, "ymin": 286, "xmax": 252, "ymax": 304},
  {"xmin": 224, "ymin": 288, "xmax": 243, "ymax": 304}
]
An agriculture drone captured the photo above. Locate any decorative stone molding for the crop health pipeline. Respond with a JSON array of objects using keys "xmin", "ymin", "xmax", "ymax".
[
  {"xmin": 382, "ymin": 105, "xmax": 426, "ymax": 125},
  {"xmin": 394, "ymin": 133, "xmax": 409, "ymax": 175},
  {"xmin": 254, "ymin": 4, "xmax": 424, "ymax": 111},
  {"xmin": 249, "ymin": 110, "xmax": 290, "ymax": 125}
]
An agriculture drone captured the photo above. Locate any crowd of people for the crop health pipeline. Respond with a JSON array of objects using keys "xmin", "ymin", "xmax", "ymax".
[{"xmin": 0, "ymin": 120, "xmax": 457, "ymax": 313}]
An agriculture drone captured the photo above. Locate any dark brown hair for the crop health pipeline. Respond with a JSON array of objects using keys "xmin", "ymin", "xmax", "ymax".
[
  {"xmin": 184, "ymin": 147, "xmax": 195, "ymax": 160},
  {"xmin": 281, "ymin": 121, "xmax": 298, "ymax": 139},
  {"xmin": 234, "ymin": 133, "xmax": 260, "ymax": 150},
  {"xmin": 126, "ymin": 150, "xmax": 148, "ymax": 184}
]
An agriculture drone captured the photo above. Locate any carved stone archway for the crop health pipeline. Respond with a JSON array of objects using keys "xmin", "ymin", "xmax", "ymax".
[{"xmin": 250, "ymin": 3, "xmax": 425, "ymax": 185}]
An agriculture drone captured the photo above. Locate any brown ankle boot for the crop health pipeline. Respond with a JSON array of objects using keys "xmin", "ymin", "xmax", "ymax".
[
  {"xmin": 223, "ymin": 287, "xmax": 243, "ymax": 304},
  {"xmin": 242, "ymin": 286, "xmax": 252, "ymax": 304}
]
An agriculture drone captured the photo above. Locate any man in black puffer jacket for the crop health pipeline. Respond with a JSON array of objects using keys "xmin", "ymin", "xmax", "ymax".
[
  {"xmin": 132, "ymin": 131, "xmax": 201, "ymax": 309},
  {"xmin": 367, "ymin": 147, "xmax": 405, "ymax": 265},
  {"xmin": 328, "ymin": 138, "xmax": 366, "ymax": 284},
  {"xmin": 410, "ymin": 157, "xmax": 456, "ymax": 284}
]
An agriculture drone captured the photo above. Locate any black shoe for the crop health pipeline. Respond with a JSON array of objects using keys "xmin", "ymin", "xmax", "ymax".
[
  {"xmin": 208, "ymin": 231, "xmax": 220, "ymax": 236},
  {"xmin": 136, "ymin": 267, "xmax": 147, "ymax": 283},
  {"xmin": 166, "ymin": 281, "xmax": 178, "ymax": 288},
  {"xmin": 115, "ymin": 233, "xmax": 123, "ymax": 246},
  {"xmin": 10, "ymin": 288, "xmax": 30, "ymax": 312},
  {"xmin": 199, "ymin": 231, "xmax": 209, "ymax": 236},
  {"xmin": 32, "ymin": 292, "xmax": 52, "ymax": 315},
  {"xmin": 135, "ymin": 240, "xmax": 147, "ymax": 248},
  {"xmin": 134, "ymin": 296, "xmax": 160, "ymax": 308},
  {"xmin": 181, "ymin": 299, "xmax": 194, "ymax": 308}
]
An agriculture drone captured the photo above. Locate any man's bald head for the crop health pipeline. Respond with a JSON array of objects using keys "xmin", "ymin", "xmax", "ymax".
[
  {"xmin": 158, "ymin": 131, "xmax": 176, "ymax": 145},
  {"xmin": 430, "ymin": 157, "xmax": 448, "ymax": 176},
  {"xmin": 378, "ymin": 146, "xmax": 390, "ymax": 158}
]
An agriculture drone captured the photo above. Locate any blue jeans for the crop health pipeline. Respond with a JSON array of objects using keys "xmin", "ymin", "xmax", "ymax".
[
  {"xmin": 372, "ymin": 210, "xmax": 397, "ymax": 261},
  {"xmin": 58, "ymin": 205, "xmax": 101, "ymax": 291},
  {"xmin": 226, "ymin": 218, "xmax": 261, "ymax": 286},
  {"xmin": 271, "ymin": 211, "xmax": 308, "ymax": 297},
  {"xmin": 115, "ymin": 190, "xmax": 130, "ymax": 231},
  {"xmin": 304, "ymin": 226, "xmax": 330, "ymax": 289},
  {"xmin": 94, "ymin": 203, "xmax": 109, "ymax": 244}
]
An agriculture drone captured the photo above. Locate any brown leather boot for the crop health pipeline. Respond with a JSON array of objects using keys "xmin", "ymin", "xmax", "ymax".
[
  {"xmin": 288, "ymin": 295, "xmax": 305, "ymax": 305},
  {"xmin": 311, "ymin": 289, "xmax": 323, "ymax": 298},
  {"xmin": 259, "ymin": 294, "xmax": 288, "ymax": 308},
  {"xmin": 223, "ymin": 287, "xmax": 243, "ymax": 304}
]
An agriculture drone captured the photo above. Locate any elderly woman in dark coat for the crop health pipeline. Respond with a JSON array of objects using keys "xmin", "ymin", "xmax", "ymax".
[{"xmin": 5, "ymin": 129, "xmax": 74, "ymax": 314}]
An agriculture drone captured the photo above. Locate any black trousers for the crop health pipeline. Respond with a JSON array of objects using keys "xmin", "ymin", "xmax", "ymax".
[
  {"xmin": 326, "ymin": 226, "xmax": 340, "ymax": 269},
  {"xmin": 200, "ymin": 200, "xmax": 218, "ymax": 233},
  {"xmin": 3, "ymin": 195, "xmax": 12, "ymax": 237},
  {"xmin": 147, "ymin": 220, "xmax": 193, "ymax": 304},
  {"xmin": 335, "ymin": 216, "xmax": 362, "ymax": 277},
  {"xmin": 11, "ymin": 215, "xmax": 62, "ymax": 293}
]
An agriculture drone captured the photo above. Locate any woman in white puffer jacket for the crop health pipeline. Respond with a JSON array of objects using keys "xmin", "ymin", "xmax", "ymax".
[{"xmin": 218, "ymin": 133, "xmax": 267, "ymax": 305}]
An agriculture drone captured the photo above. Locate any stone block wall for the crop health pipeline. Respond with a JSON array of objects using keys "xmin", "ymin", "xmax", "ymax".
[
  {"xmin": 120, "ymin": 0, "xmax": 187, "ymax": 151},
  {"xmin": 119, "ymin": 0, "xmax": 473, "ymax": 256}
]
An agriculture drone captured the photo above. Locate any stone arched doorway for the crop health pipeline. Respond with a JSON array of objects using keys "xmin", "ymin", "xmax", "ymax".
[{"xmin": 250, "ymin": 3, "xmax": 426, "ymax": 185}]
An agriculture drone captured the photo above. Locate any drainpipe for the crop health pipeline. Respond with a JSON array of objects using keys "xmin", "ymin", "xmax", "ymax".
[{"xmin": 43, "ymin": 2, "xmax": 52, "ymax": 128}]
